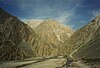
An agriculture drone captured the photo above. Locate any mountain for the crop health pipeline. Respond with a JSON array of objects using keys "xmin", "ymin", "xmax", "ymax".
[
  {"xmin": 65, "ymin": 15, "xmax": 100, "ymax": 58},
  {"xmin": 27, "ymin": 19, "xmax": 43, "ymax": 29},
  {"xmin": 0, "ymin": 8, "xmax": 74, "ymax": 61},
  {"xmin": 27, "ymin": 19, "xmax": 74, "ymax": 56},
  {"xmin": 0, "ymin": 8, "xmax": 36, "ymax": 61}
]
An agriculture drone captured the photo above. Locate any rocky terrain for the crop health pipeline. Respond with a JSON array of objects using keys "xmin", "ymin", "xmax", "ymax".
[
  {"xmin": 0, "ymin": 8, "xmax": 36, "ymax": 61},
  {"xmin": 0, "ymin": 8, "xmax": 100, "ymax": 68},
  {"xmin": 28, "ymin": 19, "xmax": 73, "ymax": 56},
  {"xmin": 64, "ymin": 15, "xmax": 100, "ymax": 57},
  {"xmin": 0, "ymin": 8, "xmax": 73, "ymax": 61}
]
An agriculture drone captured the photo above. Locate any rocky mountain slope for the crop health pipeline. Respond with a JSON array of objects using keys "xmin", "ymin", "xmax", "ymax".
[
  {"xmin": 0, "ymin": 8, "xmax": 74, "ymax": 61},
  {"xmin": 65, "ymin": 15, "xmax": 100, "ymax": 58},
  {"xmin": 0, "ymin": 8, "xmax": 36, "ymax": 61},
  {"xmin": 1, "ymin": 8, "xmax": 100, "ymax": 68},
  {"xmin": 27, "ymin": 19, "xmax": 73, "ymax": 56}
]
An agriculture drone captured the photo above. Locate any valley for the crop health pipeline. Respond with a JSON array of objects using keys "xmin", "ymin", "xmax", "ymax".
[{"xmin": 0, "ymin": 8, "xmax": 100, "ymax": 68}]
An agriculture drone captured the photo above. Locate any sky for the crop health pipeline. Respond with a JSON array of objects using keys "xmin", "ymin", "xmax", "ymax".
[{"xmin": 0, "ymin": 0, "xmax": 100, "ymax": 29}]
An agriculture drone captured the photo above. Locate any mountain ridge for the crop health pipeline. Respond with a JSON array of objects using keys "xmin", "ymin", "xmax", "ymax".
[
  {"xmin": 65, "ymin": 15, "xmax": 100, "ymax": 58},
  {"xmin": 0, "ymin": 8, "xmax": 36, "ymax": 61},
  {"xmin": 27, "ymin": 18, "xmax": 74, "ymax": 56}
]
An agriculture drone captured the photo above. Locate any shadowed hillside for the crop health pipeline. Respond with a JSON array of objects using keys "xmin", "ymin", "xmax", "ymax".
[{"xmin": 0, "ymin": 8, "xmax": 36, "ymax": 61}]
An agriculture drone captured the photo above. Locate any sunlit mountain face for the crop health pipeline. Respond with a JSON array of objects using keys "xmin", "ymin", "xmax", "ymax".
[{"xmin": 0, "ymin": 0, "xmax": 100, "ymax": 68}]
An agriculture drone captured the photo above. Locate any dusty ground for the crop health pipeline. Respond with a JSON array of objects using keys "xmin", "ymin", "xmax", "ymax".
[
  {"xmin": 0, "ymin": 56, "xmax": 67, "ymax": 68},
  {"xmin": 0, "ymin": 56, "xmax": 100, "ymax": 68}
]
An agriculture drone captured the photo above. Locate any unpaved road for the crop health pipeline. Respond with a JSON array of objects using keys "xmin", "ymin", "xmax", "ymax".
[
  {"xmin": 0, "ymin": 56, "xmax": 97, "ymax": 68},
  {"xmin": 0, "ymin": 56, "xmax": 67, "ymax": 68}
]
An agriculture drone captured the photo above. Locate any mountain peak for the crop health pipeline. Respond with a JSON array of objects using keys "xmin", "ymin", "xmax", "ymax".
[
  {"xmin": 95, "ymin": 15, "xmax": 100, "ymax": 20},
  {"xmin": 42, "ymin": 19, "xmax": 59, "ymax": 24},
  {"xmin": 27, "ymin": 19, "xmax": 63, "ymax": 29},
  {"xmin": 47, "ymin": 18, "xmax": 55, "ymax": 20},
  {"xmin": 27, "ymin": 19, "xmax": 44, "ymax": 28}
]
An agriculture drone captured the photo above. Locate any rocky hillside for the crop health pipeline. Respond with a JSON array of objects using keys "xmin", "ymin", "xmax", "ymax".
[
  {"xmin": 28, "ymin": 19, "xmax": 73, "ymax": 56},
  {"xmin": 0, "ymin": 8, "xmax": 36, "ymax": 61},
  {"xmin": 0, "ymin": 8, "xmax": 74, "ymax": 60},
  {"xmin": 65, "ymin": 15, "xmax": 100, "ymax": 58}
]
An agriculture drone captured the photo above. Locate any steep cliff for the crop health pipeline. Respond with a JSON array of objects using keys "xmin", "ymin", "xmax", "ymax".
[{"xmin": 0, "ymin": 8, "xmax": 36, "ymax": 61}]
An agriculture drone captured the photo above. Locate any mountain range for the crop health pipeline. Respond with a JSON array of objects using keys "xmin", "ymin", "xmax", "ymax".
[
  {"xmin": 0, "ymin": 8, "xmax": 73, "ymax": 61},
  {"xmin": 0, "ymin": 8, "xmax": 100, "ymax": 62}
]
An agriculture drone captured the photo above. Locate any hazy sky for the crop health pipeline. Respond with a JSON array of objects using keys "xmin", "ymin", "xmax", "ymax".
[{"xmin": 0, "ymin": 0, "xmax": 100, "ymax": 29}]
